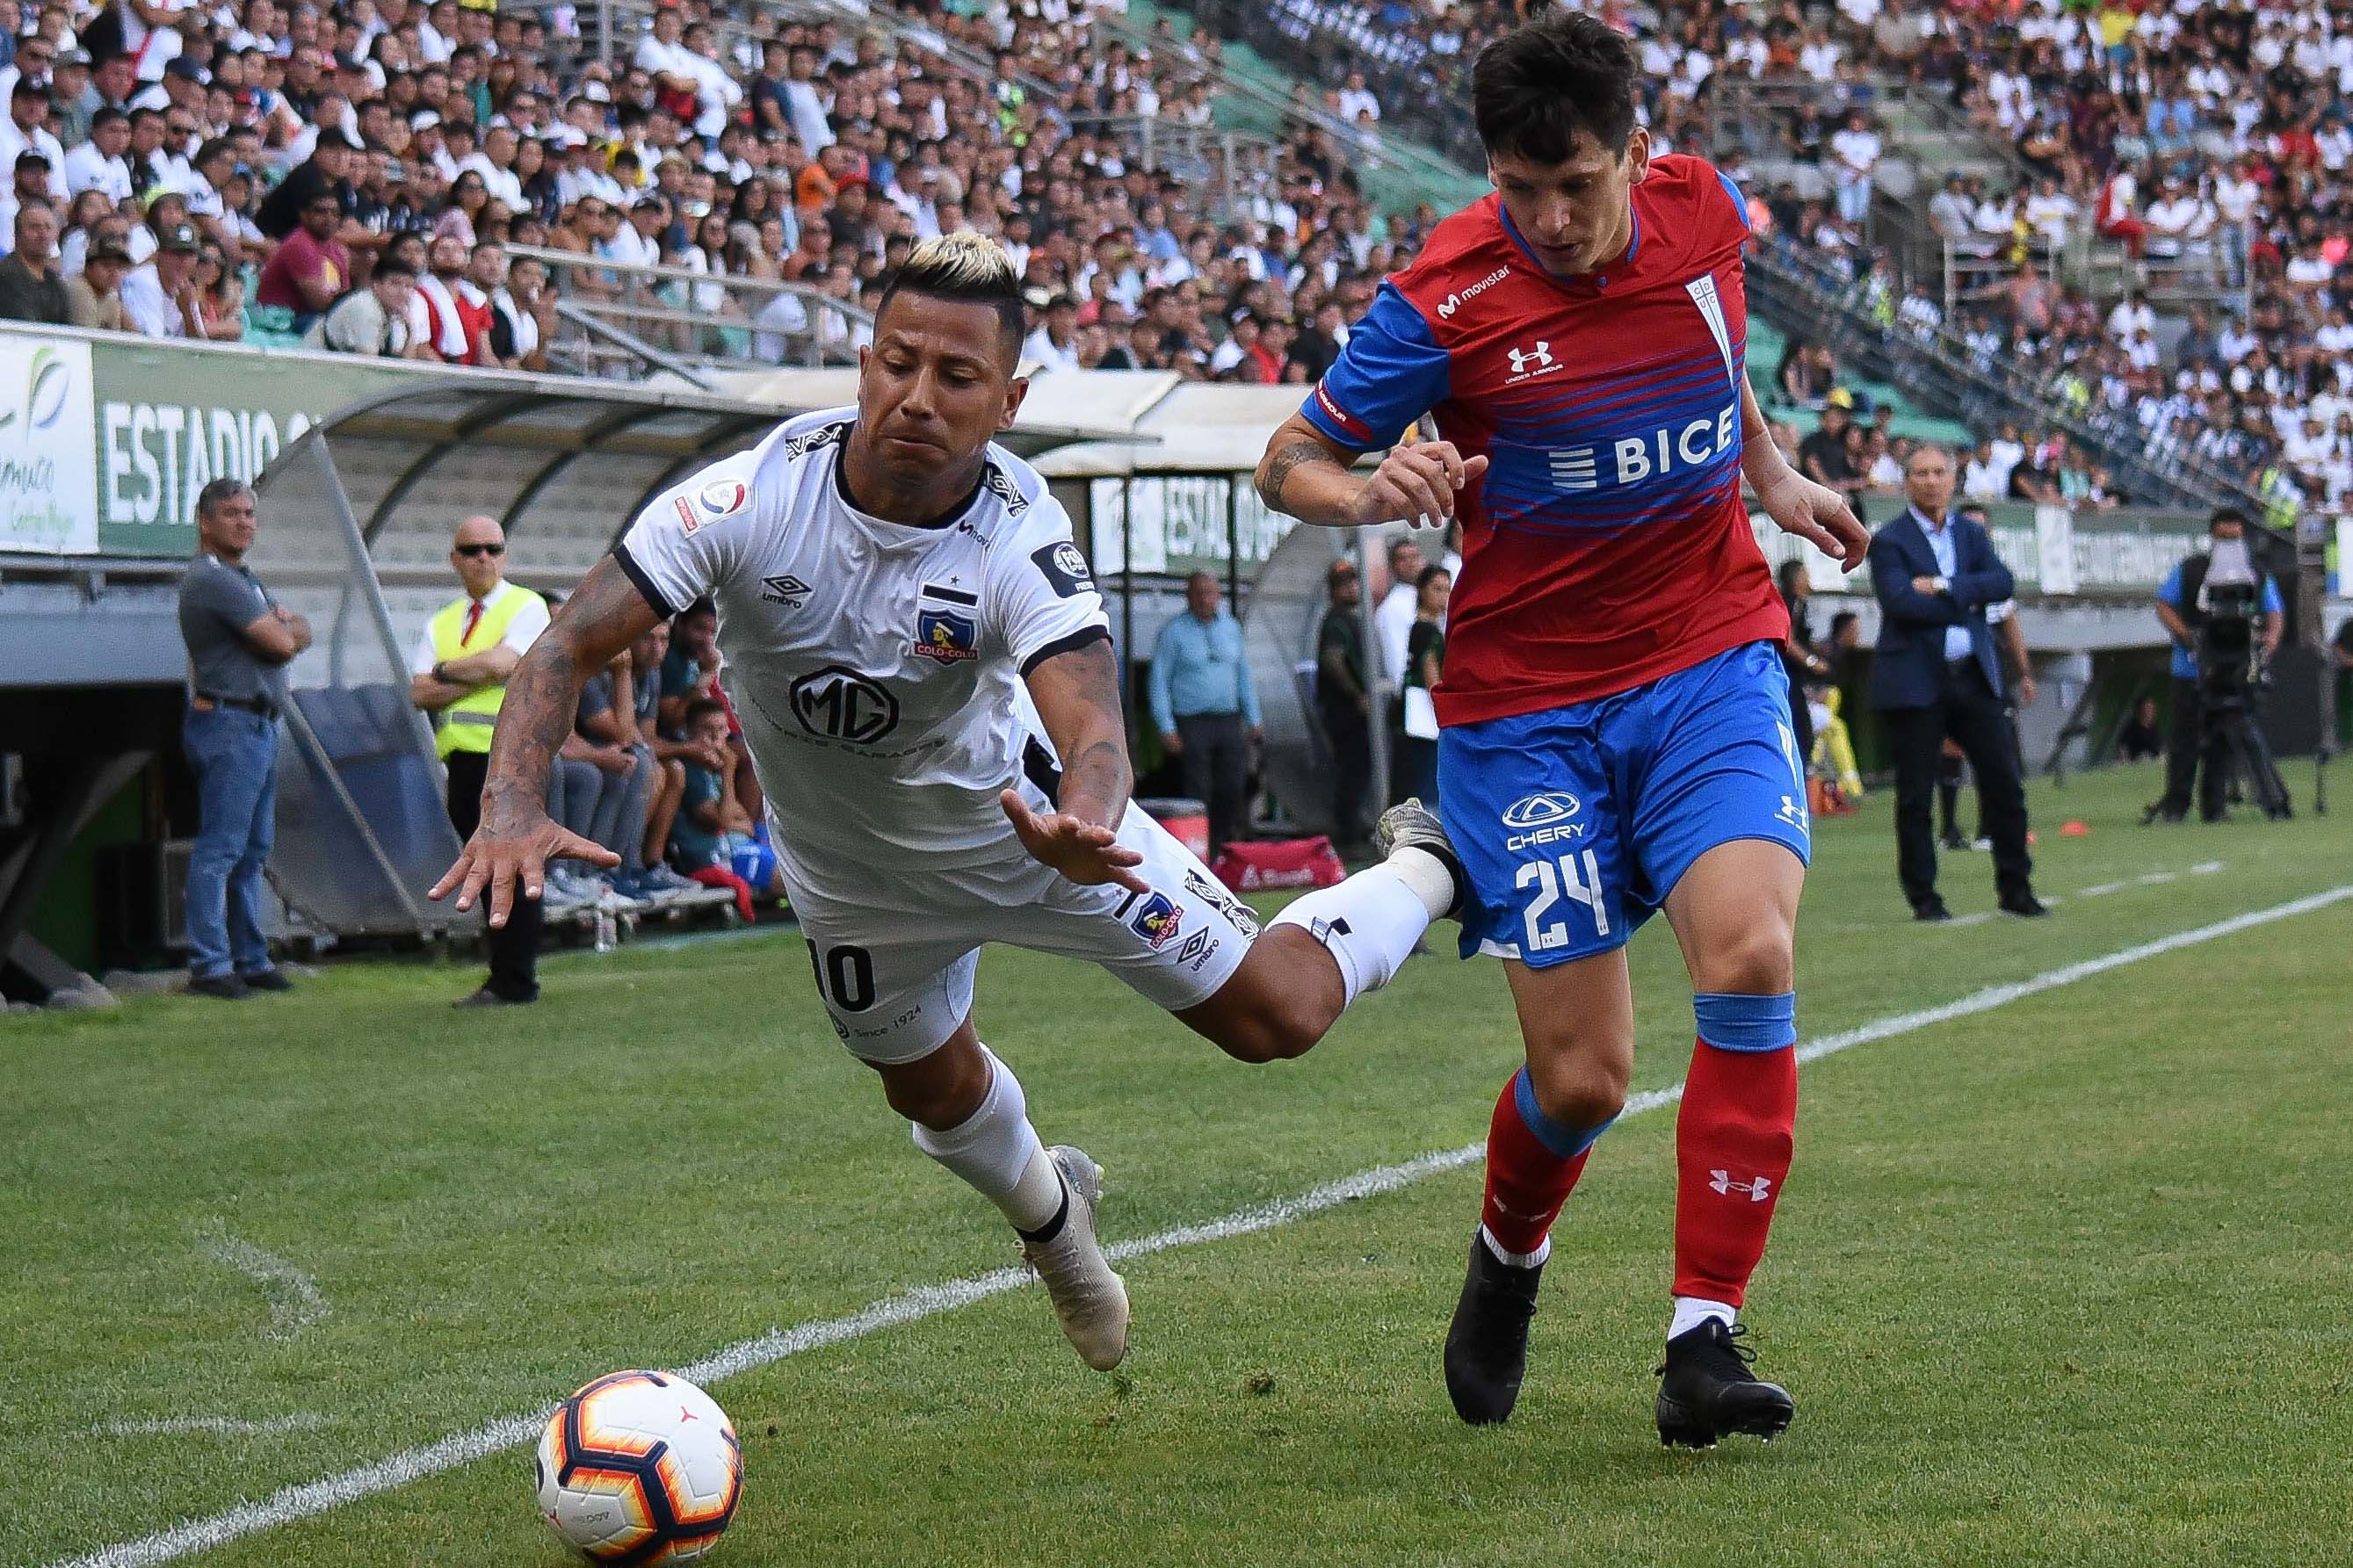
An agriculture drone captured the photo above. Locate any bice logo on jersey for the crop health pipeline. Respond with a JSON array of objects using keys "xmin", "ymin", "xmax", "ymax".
[
  {"xmin": 911, "ymin": 607, "xmax": 979, "ymax": 663},
  {"xmin": 1546, "ymin": 400, "xmax": 1741, "ymax": 493},
  {"xmin": 1505, "ymin": 342, "xmax": 1557, "ymax": 383},
  {"xmin": 1129, "ymin": 891, "xmax": 1183, "ymax": 950}
]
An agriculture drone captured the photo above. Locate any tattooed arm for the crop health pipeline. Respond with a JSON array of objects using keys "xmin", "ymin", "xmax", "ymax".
[
  {"xmin": 429, "ymin": 556, "xmax": 663, "ymax": 926},
  {"xmin": 999, "ymin": 633, "xmax": 1149, "ymax": 895},
  {"xmin": 1254, "ymin": 410, "xmax": 1487, "ymax": 531}
]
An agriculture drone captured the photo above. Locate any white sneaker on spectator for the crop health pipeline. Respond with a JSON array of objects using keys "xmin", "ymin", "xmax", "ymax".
[
  {"xmin": 540, "ymin": 866, "xmax": 593, "ymax": 910},
  {"xmin": 594, "ymin": 874, "xmax": 651, "ymax": 913},
  {"xmin": 635, "ymin": 864, "xmax": 701, "ymax": 902}
]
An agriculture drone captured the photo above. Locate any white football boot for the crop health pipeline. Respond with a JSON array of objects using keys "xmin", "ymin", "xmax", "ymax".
[{"xmin": 1019, "ymin": 1145, "xmax": 1130, "ymax": 1371}]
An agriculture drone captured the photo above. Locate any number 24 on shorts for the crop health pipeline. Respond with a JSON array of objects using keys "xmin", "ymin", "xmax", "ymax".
[{"xmin": 1517, "ymin": 849, "xmax": 1610, "ymax": 951}]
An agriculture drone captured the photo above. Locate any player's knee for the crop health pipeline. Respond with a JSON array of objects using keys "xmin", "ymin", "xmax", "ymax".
[
  {"xmin": 875, "ymin": 1051, "xmax": 988, "ymax": 1131},
  {"xmin": 1694, "ymin": 918, "xmax": 1795, "ymax": 997},
  {"xmin": 1212, "ymin": 996, "xmax": 1328, "ymax": 1064},
  {"xmin": 1524, "ymin": 1046, "xmax": 1629, "ymax": 1132}
]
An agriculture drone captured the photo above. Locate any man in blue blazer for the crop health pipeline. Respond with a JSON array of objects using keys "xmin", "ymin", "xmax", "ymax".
[{"xmin": 1867, "ymin": 444, "xmax": 2045, "ymax": 921}]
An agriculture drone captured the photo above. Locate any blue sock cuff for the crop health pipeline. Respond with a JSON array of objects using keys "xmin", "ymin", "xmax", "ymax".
[
  {"xmin": 1511, "ymin": 1068, "xmax": 1615, "ymax": 1160},
  {"xmin": 1694, "ymin": 991, "xmax": 1798, "ymax": 1052}
]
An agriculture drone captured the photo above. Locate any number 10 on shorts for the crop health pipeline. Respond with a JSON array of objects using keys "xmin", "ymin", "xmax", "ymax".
[{"xmin": 1517, "ymin": 849, "xmax": 1610, "ymax": 951}]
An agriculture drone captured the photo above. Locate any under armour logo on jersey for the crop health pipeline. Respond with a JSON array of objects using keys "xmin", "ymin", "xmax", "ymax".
[
  {"xmin": 1507, "ymin": 342, "xmax": 1554, "ymax": 377},
  {"xmin": 1709, "ymin": 1170, "xmax": 1772, "ymax": 1202},
  {"xmin": 759, "ymin": 574, "xmax": 811, "ymax": 607}
]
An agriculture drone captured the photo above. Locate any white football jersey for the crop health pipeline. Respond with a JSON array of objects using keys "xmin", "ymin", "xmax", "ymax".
[{"xmin": 616, "ymin": 406, "xmax": 1110, "ymax": 885}]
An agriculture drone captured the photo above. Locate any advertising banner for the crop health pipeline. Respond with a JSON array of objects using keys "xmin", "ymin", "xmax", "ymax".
[
  {"xmin": 0, "ymin": 326, "xmax": 436, "ymax": 559},
  {"xmin": 0, "ymin": 336, "xmax": 98, "ymax": 553}
]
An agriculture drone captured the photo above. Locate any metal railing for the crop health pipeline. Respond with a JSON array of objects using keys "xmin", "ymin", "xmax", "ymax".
[
  {"xmin": 1100, "ymin": 3, "xmax": 1487, "ymax": 190},
  {"xmin": 1748, "ymin": 236, "xmax": 2262, "ymax": 517},
  {"xmin": 1061, "ymin": 113, "xmax": 1283, "ymax": 225},
  {"xmin": 510, "ymin": 242, "xmax": 872, "ymax": 379}
]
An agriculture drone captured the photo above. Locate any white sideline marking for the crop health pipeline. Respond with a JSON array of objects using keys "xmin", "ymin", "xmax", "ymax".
[
  {"xmin": 93, "ymin": 1417, "xmax": 331, "ymax": 1439},
  {"xmin": 51, "ymin": 885, "xmax": 2353, "ymax": 1568},
  {"xmin": 2079, "ymin": 882, "xmax": 2125, "ymax": 898},
  {"xmin": 2137, "ymin": 871, "xmax": 2180, "ymax": 885},
  {"xmin": 199, "ymin": 1229, "xmax": 330, "ymax": 1340},
  {"xmin": 2191, "ymin": 861, "xmax": 2225, "ymax": 875}
]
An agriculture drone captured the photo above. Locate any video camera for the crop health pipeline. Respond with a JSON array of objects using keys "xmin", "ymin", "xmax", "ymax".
[{"xmin": 2192, "ymin": 535, "xmax": 2263, "ymax": 708}]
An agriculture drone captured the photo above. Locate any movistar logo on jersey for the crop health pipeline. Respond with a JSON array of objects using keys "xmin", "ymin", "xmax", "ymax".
[
  {"xmin": 1546, "ymin": 398, "xmax": 1740, "ymax": 493},
  {"xmin": 1437, "ymin": 266, "xmax": 1511, "ymax": 319}
]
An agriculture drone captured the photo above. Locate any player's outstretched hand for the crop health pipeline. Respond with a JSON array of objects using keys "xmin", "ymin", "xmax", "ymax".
[
  {"xmin": 1350, "ymin": 442, "xmax": 1489, "ymax": 531},
  {"xmin": 1756, "ymin": 469, "xmax": 1870, "ymax": 570},
  {"xmin": 429, "ymin": 804, "xmax": 619, "ymax": 929},
  {"xmin": 999, "ymin": 790, "xmax": 1151, "ymax": 895}
]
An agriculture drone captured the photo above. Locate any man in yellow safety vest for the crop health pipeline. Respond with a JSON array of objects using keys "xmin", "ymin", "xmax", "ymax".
[{"xmin": 410, "ymin": 515, "xmax": 552, "ymax": 1005}]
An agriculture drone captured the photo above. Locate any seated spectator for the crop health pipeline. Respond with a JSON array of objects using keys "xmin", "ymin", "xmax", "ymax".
[
  {"xmin": 66, "ymin": 232, "xmax": 131, "ymax": 330},
  {"xmin": 307, "ymin": 252, "xmax": 422, "ymax": 356},
  {"xmin": 668, "ymin": 697, "xmax": 786, "ymax": 904},
  {"xmin": 119, "ymin": 220, "xmax": 202, "ymax": 337},
  {"xmin": 0, "ymin": 199, "xmax": 69, "ymax": 322},
  {"xmin": 253, "ymin": 190, "xmax": 351, "ymax": 333}
]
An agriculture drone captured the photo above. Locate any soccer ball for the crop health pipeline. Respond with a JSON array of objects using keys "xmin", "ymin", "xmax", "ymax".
[{"xmin": 535, "ymin": 1369, "xmax": 743, "ymax": 1564}]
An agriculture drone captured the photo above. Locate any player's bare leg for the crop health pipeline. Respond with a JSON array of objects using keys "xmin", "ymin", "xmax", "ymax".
[
  {"xmin": 1444, "ymin": 948, "xmax": 1635, "ymax": 1424},
  {"xmin": 1655, "ymin": 838, "xmax": 1804, "ymax": 1447},
  {"xmin": 1175, "ymin": 800, "xmax": 1464, "ymax": 1062},
  {"xmin": 874, "ymin": 1017, "xmax": 1128, "ymax": 1371}
]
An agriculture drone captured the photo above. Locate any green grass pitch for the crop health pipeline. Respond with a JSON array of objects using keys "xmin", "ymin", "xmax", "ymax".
[{"xmin": 5, "ymin": 760, "xmax": 2349, "ymax": 1568}]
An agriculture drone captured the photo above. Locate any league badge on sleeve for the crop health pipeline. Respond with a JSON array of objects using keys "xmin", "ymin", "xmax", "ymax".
[
  {"xmin": 1032, "ymin": 541, "xmax": 1095, "ymax": 598},
  {"xmin": 677, "ymin": 479, "xmax": 749, "ymax": 537}
]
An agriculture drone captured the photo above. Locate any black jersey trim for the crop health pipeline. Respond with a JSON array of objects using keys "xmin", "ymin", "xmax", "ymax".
[
  {"xmin": 1017, "ymin": 625, "xmax": 1111, "ymax": 678},
  {"xmin": 611, "ymin": 540, "xmax": 677, "ymax": 619}
]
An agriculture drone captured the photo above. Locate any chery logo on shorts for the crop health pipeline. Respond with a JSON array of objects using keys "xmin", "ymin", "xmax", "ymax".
[
  {"xmin": 1503, "ymin": 791, "xmax": 1586, "ymax": 853},
  {"xmin": 1502, "ymin": 792, "xmax": 1581, "ymax": 829}
]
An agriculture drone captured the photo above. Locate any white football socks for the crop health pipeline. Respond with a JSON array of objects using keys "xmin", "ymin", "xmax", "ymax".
[
  {"xmin": 1669, "ymin": 1296, "xmax": 1739, "ymax": 1342},
  {"xmin": 1266, "ymin": 855, "xmax": 1440, "ymax": 1006},
  {"xmin": 909, "ymin": 1044, "xmax": 1066, "ymax": 1232},
  {"xmin": 1480, "ymin": 1225, "xmax": 1552, "ymax": 1271}
]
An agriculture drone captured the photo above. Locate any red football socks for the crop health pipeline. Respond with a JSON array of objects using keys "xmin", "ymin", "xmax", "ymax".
[
  {"xmin": 1672, "ymin": 1037, "xmax": 1798, "ymax": 1305},
  {"xmin": 1479, "ymin": 1070, "xmax": 1597, "ymax": 1260}
]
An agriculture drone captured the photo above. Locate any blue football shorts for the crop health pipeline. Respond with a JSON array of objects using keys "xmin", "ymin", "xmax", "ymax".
[{"xmin": 1438, "ymin": 640, "xmax": 1812, "ymax": 967}]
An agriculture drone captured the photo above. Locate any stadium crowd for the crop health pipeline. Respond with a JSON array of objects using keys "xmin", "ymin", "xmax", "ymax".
[{"xmin": 0, "ymin": 0, "xmax": 1442, "ymax": 386}]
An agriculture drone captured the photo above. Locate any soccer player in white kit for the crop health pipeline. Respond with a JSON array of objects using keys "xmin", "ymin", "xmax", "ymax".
[{"xmin": 434, "ymin": 234, "xmax": 1466, "ymax": 1372}]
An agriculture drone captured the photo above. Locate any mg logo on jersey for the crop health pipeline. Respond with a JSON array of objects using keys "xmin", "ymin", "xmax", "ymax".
[
  {"xmin": 1506, "ymin": 342, "xmax": 1556, "ymax": 381},
  {"xmin": 1546, "ymin": 400, "xmax": 1741, "ymax": 493},
  {"xmin": 1709, "ymin": 1170, "xmax": 1773, "ymax": 1202},
  {"xmin": 789, "ymin": 665, "xmax": 899, "ymax": 745}
]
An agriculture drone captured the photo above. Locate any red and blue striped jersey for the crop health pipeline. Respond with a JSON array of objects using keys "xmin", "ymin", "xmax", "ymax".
[{"xmin": 1300, "ymin": 154, "xmax": 1788, "ymax": 725}]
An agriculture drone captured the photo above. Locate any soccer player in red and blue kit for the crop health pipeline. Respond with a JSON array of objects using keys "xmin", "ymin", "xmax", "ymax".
[{"xmin": 1255, "ymin": 13, "xmax": 1870, "ymax": 1444}]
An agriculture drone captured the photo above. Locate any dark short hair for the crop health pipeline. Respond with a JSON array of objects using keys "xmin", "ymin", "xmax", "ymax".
[
  {"xmin": 1416, "ymin": 563, "xmax": 1452, "ymax": 590},
  {"xmin": 1471, "ymin": 12, "xmax": 1639, "ymax": 165},
  {"xmin": 1386, "ymin": 534, "xmax": 1422, "ymax": 567},
  {"xmin": 2209, "ymin": 506, "xmax": 2250, "ymax": 531},
  {"xmin": 682, "ymin": 697, "xmax": 728, "ymax": 729},
  {"xmin": 195, "ymin": 478, "xmax": 253, "ymax": 519}
]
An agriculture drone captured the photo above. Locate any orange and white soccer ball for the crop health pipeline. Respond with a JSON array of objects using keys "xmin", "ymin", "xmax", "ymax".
[{"xmin": 535, "ymin": 1370, "xmax": 742, "ymax": 1564}]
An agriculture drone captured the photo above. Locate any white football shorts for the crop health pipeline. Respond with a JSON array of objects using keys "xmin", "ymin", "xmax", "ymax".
[{"xmin": 784, "ymin": 803, "xmax": 1258, "ymax": 1064}]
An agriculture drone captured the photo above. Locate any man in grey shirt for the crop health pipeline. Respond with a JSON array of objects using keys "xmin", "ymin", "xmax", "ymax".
[{"xmin": 177, "ymin": 479, "xmax": 311, "ymax": 999}]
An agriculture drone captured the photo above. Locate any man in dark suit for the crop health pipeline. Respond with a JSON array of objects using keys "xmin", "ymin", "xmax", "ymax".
[{"xmin": 1868, "ymin": 444, "xmax": 2045, "ymax": 921}]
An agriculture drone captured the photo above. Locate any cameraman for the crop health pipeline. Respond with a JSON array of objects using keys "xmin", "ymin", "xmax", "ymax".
[{"xmin": 2152, "ymin": 508, "xmax": 2282, "ymax": 822}]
